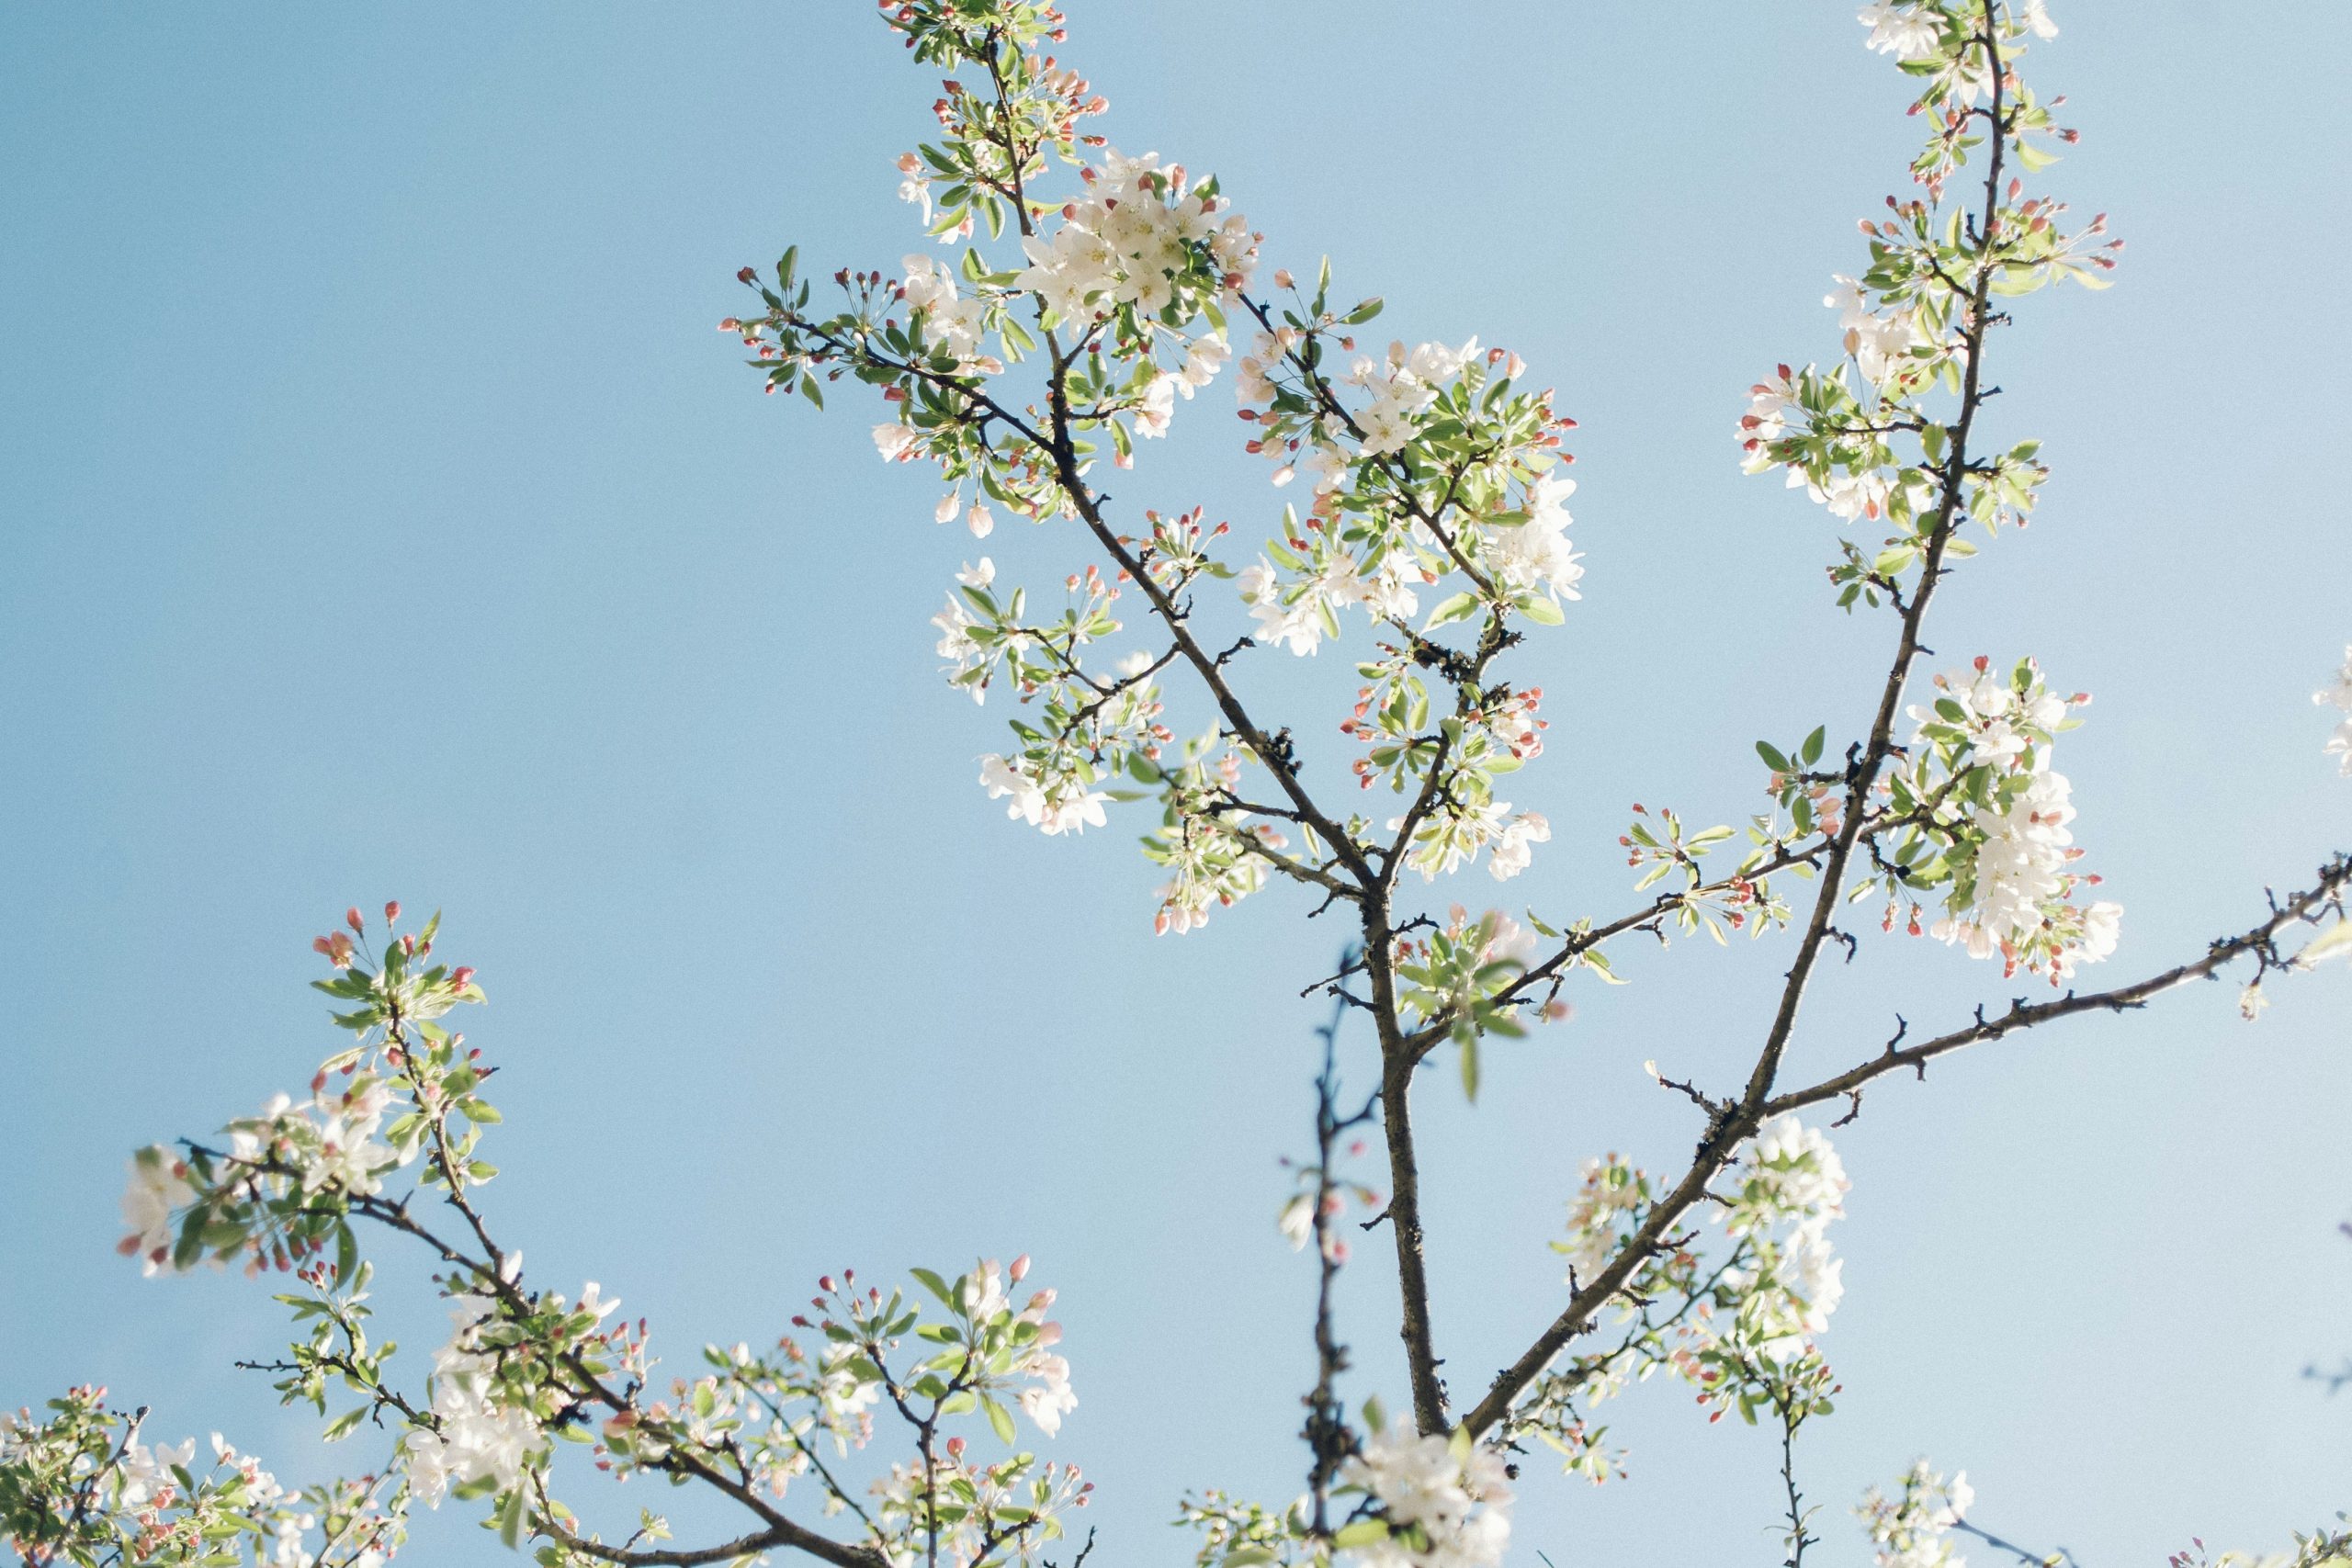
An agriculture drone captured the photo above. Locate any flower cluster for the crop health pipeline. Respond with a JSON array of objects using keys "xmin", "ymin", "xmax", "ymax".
[
  {"xmin": 733, "ymin": 0, "xmax": 1603, "ymax": 947},
  {"xmin": 1139, "ymin": 734, "xmax": 1285, "ymax": 934},
  {"xmin": 1177, "ymin": 1492, "xmax": 1316, "ymax": 1568},
  {"xmin": 403, "ymin": 1291, "xmax": 549, "ymax": 1506},
  {"xmin": 0, "ymin": 1389, "xmax": 401, "ymax": 1567},
  {"xmin": 1714, "ymin": 1116, "xmax": 1851, "ymax": 1366},
  {"xmin": 1884, "ymin": 657, "xmax": 2122, "ymax": 980},
  {"xmin": 1514, "ymin": 1120, "xmax": 1849, "ymax": 1471},
  {"xmin": 1236, "ymin": 310, "xmax": 1582, "ymax": 630},
  {"xmin": 1236, "ymin": 518, "xmax": 1424, "ymax": 659},
  {"xmin": 1342, "ymin": 658, "xmax": 1555, "ymax": 884},
  {"xmin": 1557, "ymin": 1154, "xmax": 1652, "ymax": 1287},
  {"xmin": 1015, "ymin": 147, "xmax": 1255, "ymax": 323},
  {"xmin": 1856, "ymin": 1458, "xmax": 1975, "ymax": 1568},
  {"xmin": 1335, "ymin": 1417, "xmax": 1513, "ymax": 1568},
  {"xmin": 590, "ymin": 1257, "xmax": 1083, "ymax": 1552},
  {"xmin": 116, "ymin": 906, "xmax": 487, "ymax": 1283},
  {"xmin": 978, "ymin": 751, "xmax": 1112, "ymax": 836},
  {"xmin": 2170, "ymin": 1522, "xmax": 2352, "ymax": 1568},
  {"xmin": 871, "ymin": 1450, "xmax": 1092, "ymax": 1568},
  {"xmin": 1742, "ymin": 1, "xmax": 2119, "ymax": 620},
  {"xmin": 881, "ymin": 1, "xmax": 1090, "ymax": 234},
  {"xmin": 1392, "ymin": 910, "xmax": 1560, "ymax": 1100},
  {"xmin": 2318, "ymin": 646, "xmax": 2352, "ymax": 775},
  {"xmin": 85, "ymin": 909, "xmax": 1110, "ymax": 1568}
]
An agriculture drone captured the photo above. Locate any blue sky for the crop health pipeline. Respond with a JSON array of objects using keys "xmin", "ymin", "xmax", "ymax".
[{"xmin": 3, "ymin": 3, "xmax": 2347, "ymax": 1563}]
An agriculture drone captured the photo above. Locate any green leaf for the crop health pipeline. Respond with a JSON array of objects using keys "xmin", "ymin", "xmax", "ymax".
[
  {"xmin": 1423, "ymin": 592, "xmax": 1480, "ymax": 632},
  {"xmin": 1756, "ymin": 740, "xmax": 1792, "ymax": 773},
  {"xmin": 910, "ymin": 1268, "xmax": 958, "ymax": 1308},
  {"xmin": 982, "ymin": 1394, "xmax": 1017, "ymax": 1446},
  {"xmin": 1800, "ymin": 726, "xmax": 1826, "ymax": 766}
]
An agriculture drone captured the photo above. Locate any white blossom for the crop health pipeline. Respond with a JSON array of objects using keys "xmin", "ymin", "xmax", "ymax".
[
  {"xmin": 1340, "ymin": 1418, "xmax": 1513, "ymax": 1568},
  {"xmin": 1717, "ymin": 1117, "xmax": 1851, "ymax": 1362},
  {"xmin": 978, "ymin": 753, "xmax": 1109, "ymax": 836},
  {"xmin": 1858, "ymin": 2, "xmax": 1946, "ymax": 63},
  {"xmin": 1238, "ymin": 558, "xmax": 1328, "ymax": 657},
  {"xmin": 119, "ymin": 1147, "xmax": 196, "ymax": 1276},
  {"xmin": 1177, "ymin": 333, "xmax": 1229, "ymax": 392},
  {"xmin": 1858, "ymin": 1460, "xmax": 1974, "ymax": 1568},
  {"xmin": 1910, "ymin": 662, "xmax": 2067, "ymax": 770},
  {"xmin": 1390, "ymin": 798, "xmax": 1511, "ymax": 882},
  {"xmin": 1731, "ymin": 1115, "xmax": 1849, "ymax": 1235},
  {"xmin": 1487, "ymin": 812, "xmax": 1552, "ymax": 881},
  {"xmin": 926, "ymin": 594, "xmax": 983, "ymax": 686},
  {"xmin": 1828, "ymin": 275, "xmax": 1923, "ymax": 384},
  {"xmin": 118, "ymin": 1436, "xmax": 197, "ymax": 1508},
  {"xmin": 2318, "ymin": 646, "xmax": 2352, "ymax": 774},
  {"xmin": 899, "ymin": 254, "xmax": 986, "ymax": 365},
  {"xmin": 1015, "ymin": 1350, "xmax": 1078, "ymax": 1437},
  {"xmin": 1962, "ymin": 768, "xmax": 2075, "ymax": 943},
  {"xmin": 1487, "ymin": 474, "xmax": 1583, "ymax": 601},
  {"xmin": 302, "ymin": 1080, "xmax": 396, "ymax": 1196},
  {"xmin": 1560, "ymin": 1155, "xmax": 1645, "ymax": 1283},
  {"xmin": 1012, "ymin": 147, "xmax": 1254, "ymax": 335},
  {"xmin": 403, "ymin": 1295, "xmax": 544, "ymax": 1506},
  {"xmin": 894, "ymin": 152, "xmax": 932, "ymax": 223},
  {"xmin": 1133, "ymin": 374, "xmax": 1179, "ymax": 440}
]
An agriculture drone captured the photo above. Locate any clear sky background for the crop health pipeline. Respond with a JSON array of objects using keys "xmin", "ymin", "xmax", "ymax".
[{"xmin": 4, "ymin": 4, "xmax": 2347, "ymax": 1564}]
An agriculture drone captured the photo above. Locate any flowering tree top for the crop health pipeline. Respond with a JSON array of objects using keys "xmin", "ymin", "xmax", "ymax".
[{"xmin": 5, "ymin": 4, "xmax": 2347, "ymax": 1568}]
